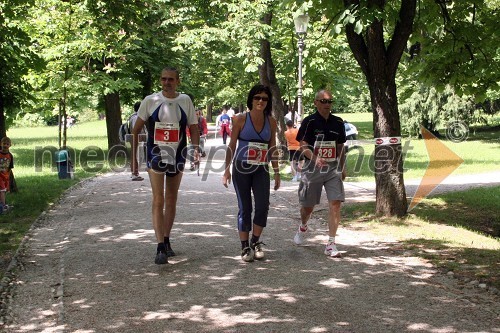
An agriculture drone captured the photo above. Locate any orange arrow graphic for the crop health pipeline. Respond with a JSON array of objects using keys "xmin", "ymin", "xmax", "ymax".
[{"xmin": 408, "ymin": 126, "xmax": 464, "ymax": 211}]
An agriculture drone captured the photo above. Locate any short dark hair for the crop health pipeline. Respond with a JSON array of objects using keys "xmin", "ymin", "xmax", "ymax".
[
  {"xmin": 134, "ymin": 102, "xmax": 141, "ymax": 112},
  {"xmin": 246, "ymin": 84, "xmax": 273, "ymax": 116},
  {"xmin": 161, "ymin": 67, "xmax": 180, "ymax": 79},
  {"xmin": 286, "ymin": 119, "xmax": 294, "ymax": 127}
]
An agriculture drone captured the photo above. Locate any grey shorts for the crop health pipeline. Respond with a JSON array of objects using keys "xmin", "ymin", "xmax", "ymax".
[{"xmin": 298, "ymin": 161, "xmax": 345, "ymax": 207}]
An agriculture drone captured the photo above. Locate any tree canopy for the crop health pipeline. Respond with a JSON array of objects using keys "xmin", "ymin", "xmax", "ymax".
[{"xmin": 1, "ymin": 0, "xmax": 498, "ymax": 216}]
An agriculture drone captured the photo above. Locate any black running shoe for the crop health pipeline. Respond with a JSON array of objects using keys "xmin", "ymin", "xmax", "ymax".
[
  {"xmin": 155, "ymin": 251, "xmax": 168, "ymax": 265},
  {"xmin": 165, "ymin": 245, "xmax": 176, "ymax": 257}
]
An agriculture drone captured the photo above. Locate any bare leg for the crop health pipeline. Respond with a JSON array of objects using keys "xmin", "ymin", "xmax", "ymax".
[
  {"xmin": 148, "ymin": 170, "xmax": 166, "ymax": 243},
  {"xmin": 328, "ymin": 200, "xmax": 342, "ymax": 237},
  {"xmin": 239, "ymin": 231, "xmax": 249, "ymax": 242},
  {"xmin": 163, "ymin": 172, "xmax": 183, "ymax": 237},
  {"xmin": 300, "ymin": 206, "xmax": 314, "ymax": 225}
]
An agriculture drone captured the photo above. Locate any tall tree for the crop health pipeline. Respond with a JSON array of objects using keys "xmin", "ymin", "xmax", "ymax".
[
  {"xmin": 337, "ymin": 0, "xmax": 416, "ymax": 216},
  {"xmin": 259, "ymin": 12, "xmax": 287, "ymax": 149},
  {"xmin": 0, "ymin": 0, "xmax": 44, "ymax": 138}
]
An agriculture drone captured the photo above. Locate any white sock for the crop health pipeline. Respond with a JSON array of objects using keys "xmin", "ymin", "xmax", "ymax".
[{"xmin": 328, "ymin": 236, "xmax": 335, "ymax": 244}]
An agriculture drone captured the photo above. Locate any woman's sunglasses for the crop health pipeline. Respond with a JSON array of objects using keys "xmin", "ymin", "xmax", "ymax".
[{"xmin": 253, "ymin": 96, "xmax": 269, "ymax": 102}]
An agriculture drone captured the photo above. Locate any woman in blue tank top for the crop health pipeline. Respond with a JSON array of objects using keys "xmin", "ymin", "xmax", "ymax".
[{"xmin": 222, "ymin": 84, "xmax": 281, "ymax": 262}]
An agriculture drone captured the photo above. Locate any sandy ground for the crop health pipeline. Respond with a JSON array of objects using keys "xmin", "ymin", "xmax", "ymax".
[{"xmin": 1, "ymin": 137, "xmax": 499, "ymax": 333}]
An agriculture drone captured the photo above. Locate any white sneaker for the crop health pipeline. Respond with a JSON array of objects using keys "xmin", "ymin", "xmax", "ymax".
[
  {"xmin": 241, "ymin": 247, "xmax": 254, "ymax": 262},
  {"xmin": 251, "ymin": 242, "xmax": 265, "ymax": 260},
  {"xmin": 293, "ymin": 225, "xmax": 308, "ymax": 245},
  {"xmin": 324, "ymin": 242, "xmax": 341, "ymax": 257}
]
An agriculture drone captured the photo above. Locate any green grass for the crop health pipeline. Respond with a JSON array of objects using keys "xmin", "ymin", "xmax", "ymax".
[
  {"xmin": 336, "ymin": 112, "xmax": 500, "ymax": 181},
  {"xmin": 0, "ymin": 120, "xmax": 117, "ymax": 275},
  {"xmin": 339, "ymin": 186, "xmax": 500, "ymax": 289}
]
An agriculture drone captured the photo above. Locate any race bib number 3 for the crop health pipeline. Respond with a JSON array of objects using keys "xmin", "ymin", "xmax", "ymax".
[
  {"xmin": 154, "ymin": 122, "xmax": 180, "ymax": 145},
  {"xmin": 314, "ymin": 140, "xmax": 337, "ymax": 162},
  {"xmin": 247, "ymin": 142, "xmax": 268, "ymax": 165}
]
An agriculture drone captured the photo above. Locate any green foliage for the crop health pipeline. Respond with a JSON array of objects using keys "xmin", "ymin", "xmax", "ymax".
[
  {"xmin": 408, "ymin": 1, "xmax": 500, "ymax": 101},
  {"xmin": 2, "ymin": 0, "xmax": 498, "ymax": 142},
  {"xmin": 0, "ymin": 0, "xmax": 45, "ymax": 129},
  {"xmin": 399, "ymin": 84, "xmax": 478, "ymax": 136}
]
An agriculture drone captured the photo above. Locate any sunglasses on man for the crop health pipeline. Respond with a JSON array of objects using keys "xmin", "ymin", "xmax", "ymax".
[{"xmin": 316, "ymin": 99, "xmax": 333, "ymax": 104}]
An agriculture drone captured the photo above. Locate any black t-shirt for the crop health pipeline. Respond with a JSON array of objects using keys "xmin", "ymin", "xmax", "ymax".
[{"xmin": 296, "ymin": 111, "xmax": 346, "ymax": 152}]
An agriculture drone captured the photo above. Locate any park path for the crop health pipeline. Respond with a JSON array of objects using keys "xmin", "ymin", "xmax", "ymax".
[{"xmin": 1, "ymin": 137, "xmax": 499, "ymax": 333}]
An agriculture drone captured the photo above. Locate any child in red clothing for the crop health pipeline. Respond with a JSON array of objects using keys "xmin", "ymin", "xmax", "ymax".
[{"xmin": 0, "ymin": 137, "xmax": 14, "ymax": 213}]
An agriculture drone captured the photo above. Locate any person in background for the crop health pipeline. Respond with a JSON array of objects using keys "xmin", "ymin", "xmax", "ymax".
[
  {"xmin": 218, "ymin": 107, "xmax": 232, "ymax": 145},
  {"xmin": 293, "ymin": 89, "xmax": 347, "ymax": 258},
  {"xmin": 222, "ymin": 84, "xmax": 280, "ymax": 262},
  {"xmin": 130, "ymin": 101, "xmax": 147, "ymax": 181},
  {"xmin": 131, "ymin": 67, "xmax": 200, "ymax": 265},
  {"xmin": 0, "ymin": 137, "xmax": 14, "ymax": 214},
  {"xmin": 284, "ymin": 109, "xmax": 298, "ymax": 125},
  {"xmin": 188, "ymin": 109, "xmax": 208, "ymax": 170},
  {"xmin": 284, "ymin": 119, "xmax": 302, "ymax": 182},
  {"xmin": 343, "ymin": 120, "xmax": 358, "ymax": 140}
]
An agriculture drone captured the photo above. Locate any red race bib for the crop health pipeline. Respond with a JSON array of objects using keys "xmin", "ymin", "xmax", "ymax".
[{"xmin": 247, "ymin": 142, "xmax": 269, "ymax": 165}]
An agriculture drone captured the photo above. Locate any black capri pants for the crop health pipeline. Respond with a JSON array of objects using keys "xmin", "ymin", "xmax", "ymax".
[{"xmin": 232, "ymin": 160, "xmax": 270, "ymax": 232}]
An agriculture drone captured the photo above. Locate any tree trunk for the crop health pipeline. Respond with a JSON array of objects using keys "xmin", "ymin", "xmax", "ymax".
[
  {"xmin": 369, "ymin": 78, "xmax": 407, "ymax": 216},
  {"xmin": 104, "ymin": 92, "xmax": 123, "ymax": 149},
  {"xmin": 344, "ymin": 0, "xmax": 416, "ymax": 216},
  {"xmin": 207, "ymin": 102, "xmax": 213, "ymax": 123},
  {"xmin": 0, "ymin": 87, "xmax": 6, "ymax": 139},
  {"xmin": 141, "ymin": 68, "xmax": 153, "ymax": 99},
  {"xmin": 9, "ymin": 170, "xmax": 17, "ymax": 193},
  {"xmin": 260, "ymin": 12, "xmax": 286, "ymax": 151}
]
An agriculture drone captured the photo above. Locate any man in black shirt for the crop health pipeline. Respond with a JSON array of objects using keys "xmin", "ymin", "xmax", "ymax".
[{"xmin": 293, "ymin": 89, "xmax": 347, "ymax": 258}]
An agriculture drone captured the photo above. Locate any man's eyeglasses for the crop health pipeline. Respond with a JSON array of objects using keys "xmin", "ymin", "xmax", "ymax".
[
  {"xmin": 317, "ymin": 99, "xmax": 333, "ymax": 104},
  {"xmin": 253, "ymin": 96, "xmax": 269, "ymax": 102}
]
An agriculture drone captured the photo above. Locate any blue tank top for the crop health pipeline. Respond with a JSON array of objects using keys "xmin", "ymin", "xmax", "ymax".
[{"xmin": 234, "ymin": 112, "xmax": 271, "ymax": 162}]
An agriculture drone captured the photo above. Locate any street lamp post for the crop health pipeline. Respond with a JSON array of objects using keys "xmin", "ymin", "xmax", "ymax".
[{"xmin": 294, "ymin": 14, "xmax": 309, "ymax": 121}]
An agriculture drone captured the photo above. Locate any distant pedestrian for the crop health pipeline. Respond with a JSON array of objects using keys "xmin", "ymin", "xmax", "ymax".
[
  {"xmin": 343, "ymin": 120, "xmax": 358, "ymax": 140},
  {"xmin": 284, "ymin": 109, "xmax": 298, "ymax": 125},
  {"xmin": 188, "ymin": 109, "xmax": 208, "ymax": 170},
  {"xmin": 130, "ymin": 101, "xmax": 147, "ymax": 181},
  {"xmin": 131, "ymin": 67, "xmax": 200, "ymax": 265},
  {"xmin": 293, "ymin": 89, "xmax": 347, "ymax": 258},
  {"xmin": 218, "ymin": 107, "xmax": 232, "ymax": 145},
  {"xmin": 0, "ymin": 137, "xmax": 14, "ymax": 214},
  {"xmin": 222, "ymin": 84, "xmax": 281, "ymax": 262},
  {"xmin": 284, "ymin": 119, "xmax": 302, "ymax": 181}
]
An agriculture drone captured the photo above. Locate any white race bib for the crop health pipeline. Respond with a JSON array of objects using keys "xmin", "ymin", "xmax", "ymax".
[
  {"xmin": 247, "ymin": 142, "xmax": 268, "ymax": 165},
  {"xmin": 154, "ymin": 122, "xmax": 180, "ymax": 163},
  {"xmin": 314, "ymin": 140, "xmax": 337, "ymax": 162}
]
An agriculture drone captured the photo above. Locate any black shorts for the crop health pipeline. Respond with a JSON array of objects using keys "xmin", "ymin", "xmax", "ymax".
[{"xmin": 147, "ymin": 145, "xmax": 186, "ymax": 177}]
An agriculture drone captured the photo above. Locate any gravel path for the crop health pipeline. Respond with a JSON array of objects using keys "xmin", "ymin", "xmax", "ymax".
[{"xmin": 1, "ymin": 139, "xmax": 499, "ymax": 333}]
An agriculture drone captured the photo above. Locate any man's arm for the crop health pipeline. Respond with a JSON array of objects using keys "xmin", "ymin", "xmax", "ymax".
[{"xmin": 131, "ymin": 117, "xmax": 146, "ymax": 176}]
